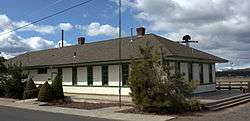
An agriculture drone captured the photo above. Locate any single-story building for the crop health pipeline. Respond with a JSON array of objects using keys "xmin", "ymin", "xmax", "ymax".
[{"xmin": 7, "ymin": 27, "xmax": 228, "ymax": 95}]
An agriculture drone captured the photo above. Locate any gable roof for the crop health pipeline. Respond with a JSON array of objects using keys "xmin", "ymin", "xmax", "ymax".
[{"xmin": 7, "ymin": 34, "xmax": 228, "ymax": 68}]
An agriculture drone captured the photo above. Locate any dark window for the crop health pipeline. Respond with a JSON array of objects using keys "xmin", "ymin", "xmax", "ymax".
[
  {"xmin": 175, "ymin": 62, "xmax": 181, "ymax": 73},
  {"xmin": 38, "ymin": 68, "xmax": 47, "ymax": 74},
  {"xmin": 72, "ymin": 67, "xmax": 77, "ymax": 85},
  {"xmin": 102, "ymin": 65, "xmax": 108, "ymax": 86},
  {"xmin": 199, "ymin": 64, "xmax": 204, "ymax": 84},
  {"xmin": 87, "ymin": 66, "xmax": 93, "ymax": 86},
  {"xmin": 188, "ymin": 63, "xmax": 193, "ymax": 80},
  {"xmin": 122, "ymin": 64, "xmax": 129, "ymax": 86},
  {"xmin": 209, "ymin": 64, "xmax": 213, "ymax": 83}
]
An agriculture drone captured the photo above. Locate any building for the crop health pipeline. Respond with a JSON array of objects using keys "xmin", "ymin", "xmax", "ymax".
[{"xmin": 7, "ymin": 27, "xmax": 228, "ymax": 95}]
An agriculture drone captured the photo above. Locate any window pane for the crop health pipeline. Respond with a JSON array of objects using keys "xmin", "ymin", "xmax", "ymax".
[
  {"xmin": 122, "ymin": 64, "xmax": 129, "ymax": 86},
  {"xmin": 188, "ymin": 63, "xmax": 193, "ymax": 80},
  {"xmin": 38, "ymin": 68, "xmax": 47, "ymax": 74},
  {"xmin": 209, "ymin": 64, "xmax": 213, "ymax": 83},
  {"xmin": 199, "ymin": 64, "xmax": 204, "ymax": 84},
  {"xmin": 87, "ymin": 66, "xmax": 93, "ymax": 86},
  {"xmin": 102, "ymin": 65, "xmax": 108, "ymax": 86}
]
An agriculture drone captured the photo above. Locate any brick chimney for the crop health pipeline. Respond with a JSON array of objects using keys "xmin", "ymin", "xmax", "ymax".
[
  {"xmin": 136, "ymin": 27, "xmax": 146, "ymax": 36},
  {"xmin": 78, "ymin": 37, "xmax": 85, "ymax": 45}
]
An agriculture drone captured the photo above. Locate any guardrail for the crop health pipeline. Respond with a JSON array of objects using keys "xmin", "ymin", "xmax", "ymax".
[{"xmin": 216, "ymin": 81, "xmax": 249, "ymax": 92}]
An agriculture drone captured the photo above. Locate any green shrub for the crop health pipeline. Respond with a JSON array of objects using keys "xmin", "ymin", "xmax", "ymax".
[
  {"xmin": 51, "ymin": 74, "xmax": 64, "ymax": 99},
  {"xmin": 23, "ymin": 78, "xmax": 38, "ymax": 99},
  {"xmin": 38, "ymin": 81, "xmax": 53, "ymax": 102},
  {"xmin": 129, "ymin": 42, "xmax": 197, "ymax": 113},
  {"xmin": 187, "ymin": 98, "xmax": 201, "ymax": 111}
]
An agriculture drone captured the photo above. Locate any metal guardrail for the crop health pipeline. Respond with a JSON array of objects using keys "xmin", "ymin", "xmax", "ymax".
[{"xmin": 216, "ymin": 81, "xmax": 249, "ymax": 92}]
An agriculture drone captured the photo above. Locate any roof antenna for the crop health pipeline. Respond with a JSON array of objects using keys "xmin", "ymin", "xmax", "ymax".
[
  {"xmin": 177, "ymin": 35, "xmax": 198, "ymax": 47},
  {"xmin": 130, "ymin": 28, "xmax": 133, "ymax": 42}
]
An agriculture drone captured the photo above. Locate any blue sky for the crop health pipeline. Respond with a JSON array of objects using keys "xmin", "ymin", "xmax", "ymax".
[{"xmin": 1, "ymin": 0, "xmax": 250, "ymax": 70}]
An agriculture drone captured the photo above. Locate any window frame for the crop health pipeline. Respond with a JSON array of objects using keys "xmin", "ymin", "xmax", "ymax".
[
  {"xmin": 38, "ymin": 68, "xmax": 47, "ymax": 74},
  {"xmin": 87, "ymin": 66, "xmax": 93, "ymax": 86},
  {"xmin": 209, "ymin": 64, "xmax": 213, "ymax": 83},
  {"xmin": 101, "ymin": 65, "xmax": 109, "ymax": 86},
  {"xmin": 122, "ymin": 63, "xmax": 129, "ymax": 86}
]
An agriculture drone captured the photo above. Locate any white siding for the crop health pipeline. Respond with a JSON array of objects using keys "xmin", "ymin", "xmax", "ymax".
[
  {"xmin": 77, "ymin": 67, "xmax": 87, "ymax": 85},
  {"xmin": 194, "ymin": 84, "xmax": 216, "ymax": 93},
  {"xmin": 62, "ymin": 68, "xmax": 72, "ymax": 85},
  {"xmin": 192, "ymin": 63, "xmax": 199, "ymax": 82},
  {"xmin": 30, "ymin": 68, "xmax": 57, "ymax": 83},
  {"xmin": 212, "ymin": 64, "xmax": 216, "ymax": 83},
  {"xmin": 169, "ymin": 62, "xmax": 175, "ymax": 75},
  {"xmin": 93, "ymin": 66, "xmax": 102, "ymax": 86},
  {"xmin": 180, "ymin": 62, "xmax": 188, "ymax": 80},
  {"xmin": 108, "ymin": 65, "xmax": 119, "ymax": 86},
  {"xmin": 203, "ymin": 64, "xmax": 209, "ymax": 84}
]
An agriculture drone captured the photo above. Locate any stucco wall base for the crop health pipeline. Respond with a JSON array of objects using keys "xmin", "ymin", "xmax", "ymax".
[
  {"xmin": 194, "ymin": 84, "xmax": 216, "ymax": 93},
  {"xmin": 63, "ymin": 86, "xmax": 130, "ymax": 95}
]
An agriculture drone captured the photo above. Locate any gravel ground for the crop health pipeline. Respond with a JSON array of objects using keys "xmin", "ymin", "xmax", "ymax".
[{"xmin": 172, "ymin": 102, "xmax": 250, "ymax": 121}]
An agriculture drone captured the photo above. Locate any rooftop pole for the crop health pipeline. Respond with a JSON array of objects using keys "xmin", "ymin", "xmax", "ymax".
[{"xmin": 118, "ymin": 0, "xmax": 122, "ymax": 108}]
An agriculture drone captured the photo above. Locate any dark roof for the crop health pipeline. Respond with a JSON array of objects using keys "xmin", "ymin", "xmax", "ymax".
[{"xmin": 7, "ymin": 34, "xmax": 228, "ymax": 68}]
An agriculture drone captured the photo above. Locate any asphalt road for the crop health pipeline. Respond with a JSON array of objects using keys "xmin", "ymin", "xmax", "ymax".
[
  {"xmin": 172, "ymin": 102, "xmax": 250, "ymax": 121},
  {"xmin": 0, "ymin": 106, "xmax": 117, "ymax": 121}
]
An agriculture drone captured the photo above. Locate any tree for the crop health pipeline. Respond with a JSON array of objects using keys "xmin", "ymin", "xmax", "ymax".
[
  {"xmin": 51, "ymin": 74, "xmax": 64, "ymax": 99},
  {"xmin": 4, "ymin": 63, "xmax": 27, "ymax": 99},
  {"xmin": 38, "ymin": 81, "xmax": 53, "ymax": 102},
  {"xmin": 23, "ymin": 78, "xmax": 38, "ymax": 99},
  {"xmin": 129, "ymin": 42, "xmax": 198, "ymax": 113},
  {"xmin": 0, "ymin": 56, "xmax": 7, "ymax": 74}
]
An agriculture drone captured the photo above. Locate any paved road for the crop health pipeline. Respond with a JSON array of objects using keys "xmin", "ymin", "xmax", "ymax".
[
  {"xmin": 0, "ymin": 106, "xmax": 118, "ymax": 121},
  {"xmin": 172, "ymin": 102, "xmax": 250, "ymax": 121}
]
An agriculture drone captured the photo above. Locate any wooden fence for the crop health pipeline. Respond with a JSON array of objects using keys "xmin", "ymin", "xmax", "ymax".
[{"xmin": 216, "ymin": 81, "xmax": 249, "ymax": 92}]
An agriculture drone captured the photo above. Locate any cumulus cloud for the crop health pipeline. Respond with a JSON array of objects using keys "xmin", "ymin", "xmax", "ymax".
[
  {"xmin": 0, "ymin": 14, "xmax": 59, "ymax": 58},
  {"xmin": 113, "ymin": 0, "xmax": 250, "ymax": 69},
  {"xmin": 77, "ymin": 22, "xmax": 119, "ymax": 37},
  {"xmin": 58, "ymin": 23, "xmax": 73, "ymax": 31}
]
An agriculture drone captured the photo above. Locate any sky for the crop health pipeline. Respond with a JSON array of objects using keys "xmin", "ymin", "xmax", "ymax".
[{"xmin": 0, "ymin": 0, "xmax": 250, "ymax": 70}]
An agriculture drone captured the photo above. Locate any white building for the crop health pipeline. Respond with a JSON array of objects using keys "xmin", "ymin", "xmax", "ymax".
[{"xmin": 7, "ymin": 27, "xmax": 227, "ymax": 95}]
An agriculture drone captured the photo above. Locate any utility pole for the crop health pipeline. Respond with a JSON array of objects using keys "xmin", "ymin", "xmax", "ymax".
[
  {"xmin": 118, "ymin": 0, "xmax": 122, "ymax": 108},
  {"xmin": 61, "ymin": 30, "xmax": 64, "ymax": 47}
]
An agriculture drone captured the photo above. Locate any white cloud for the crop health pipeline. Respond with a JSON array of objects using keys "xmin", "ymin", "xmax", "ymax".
[
  {"xmin": 58, "ymin": 23, "xmax": 73, "ymax": 31},
  {"xmin": 113, "ymin": 0, "xmax": 250, "ymax": 70},
  {"xmin": 0, "ymin": 14, "xmax": 59, "ymax": 58},
  {"xmin": 77, "ymin": 22, "xmax": 119, "ymax": 37}
]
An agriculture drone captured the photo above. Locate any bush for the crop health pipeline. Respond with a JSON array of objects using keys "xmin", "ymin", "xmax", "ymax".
[
  {"xmin": 129, "ymin": 42, "xmax": 197, "ymax": 113},
  {"xmin": 38, "ymin": 81, "xmax": 53, "ymax": 102},
  {"xmin": 23, "ymin": 78, "xmax": 38, "ymax": 99},
  {"xmin": 51, "ymin": 74, "xmax": 64, "ymax": 99},
  {"xmin": 4, "ymin": 78, "xmax": 26, "ymax": 99},
  {"xmin": 187, "ymin": 98, "xmax": 201, "ymax": 111}
]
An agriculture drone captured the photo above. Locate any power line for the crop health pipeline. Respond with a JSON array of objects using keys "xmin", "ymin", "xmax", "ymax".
[{"xmin": 0, "ymin": 0, "xmax": 94, "ymax": 36}]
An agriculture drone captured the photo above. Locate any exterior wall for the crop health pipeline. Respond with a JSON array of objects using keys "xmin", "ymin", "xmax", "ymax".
[
  {"xmin": 63, "ymin": 86, "xmax": 130, "ymax": 95},
  {"xmin": 93, "ymin": 66, "xmax": 102, "ymax": 86},
  {"xmin": 77, "ymin": 67, "xmax": 87, "ymax": 85},
  {"xmin": 108, "ymin": 65, "xmax": 119, "ymax": 86},
  {"xmin": 62, "ymin": 68, "xmax": 72, "ymax": 85},
  {"xmin": 180, "ymin": 62, "xmax": 188, "ymax": 80},
  {"xmin": 192, "ymin": 63, "xmax": 200, "ymax": 82},
  {"xmin": 203, "ymin": 64, "xmax": 209, "ymax": 84},
  {"xmin": 30, "ymin": 68, "xmax": 57, "ymax": 84},
  {"xmin": 194, "ymin": 84, "xmax": 216, "ymax": 93}
]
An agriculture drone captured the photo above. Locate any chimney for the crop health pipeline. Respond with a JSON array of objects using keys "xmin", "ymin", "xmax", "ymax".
[
  {"xmin": 78, "ymin": 37, "xmax": 85, "ymax": 45},
  {"xmin": 136, "ymin": 27, "xmax": 146, "ymax": 36}
]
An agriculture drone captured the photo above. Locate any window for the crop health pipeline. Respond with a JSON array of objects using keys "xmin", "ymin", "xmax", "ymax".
[
  {"xmin": 209, "ymin": 64, "xmax": 213, "ymax": 83},
  {"xmin": 188, "ymin": 63, "xmax": 193, "ymax": 80},
  {"xmin": 72, "ymin": 67, "xmax": 77, "ymax": 85},
  {"xmin": 102, "ymin": 65, "xmax": 108, "ymax": 86},
  {"xmin": 175, "ymin": 62, "xmax": 181, "ymax": 73},
  {"xmin": 199, "ymin": 64, "xmax": 204, "ymax": 84},
  {"xmin": 38, "ymin": 68, "xmax": 47, "ymax": 74},
  {"xmin": 87, "ymin": 66, "xmax": 93, "ymax": 86},
  {"xmin": 122, "ymin": 64, "xmax": 129, "ymax": 86}
]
